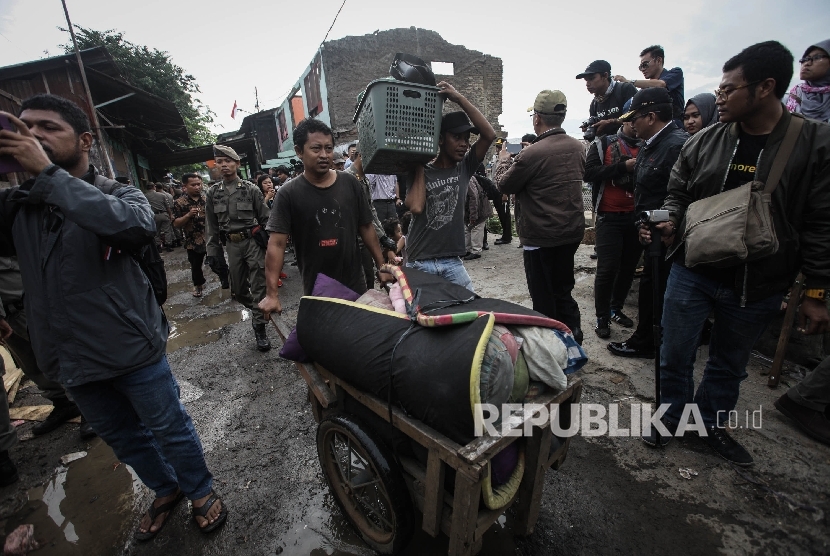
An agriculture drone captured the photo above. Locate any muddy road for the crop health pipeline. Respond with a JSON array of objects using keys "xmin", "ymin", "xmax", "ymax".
[{"xmin": 1, "ymin": 242, "xmax": 828, "ymax": 555}]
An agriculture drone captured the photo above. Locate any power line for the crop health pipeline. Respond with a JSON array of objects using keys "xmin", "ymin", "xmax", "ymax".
[{"xmin": 320, "ymin": 0, "xmax": 347, "ymax": 48}]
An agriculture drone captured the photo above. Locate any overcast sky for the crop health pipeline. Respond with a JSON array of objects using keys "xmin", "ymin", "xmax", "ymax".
[{"xmin": 2, "ymin": 0, "xmax": 829, "ymax": 142}]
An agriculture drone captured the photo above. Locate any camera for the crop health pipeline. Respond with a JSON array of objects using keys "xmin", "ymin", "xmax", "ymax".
[
  {"xmin": 581, "ymin": 116, "xmax": 602, "ymax": 141},
  {"xmin": 638, "ymin": 210, "xmax": 670, "ymax": 226}
]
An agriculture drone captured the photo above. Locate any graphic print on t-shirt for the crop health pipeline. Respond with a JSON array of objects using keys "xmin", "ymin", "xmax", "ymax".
[
  {"xmin": 426, "ymin": 175, "xmax": 459, "ymax": 230},
  {"xmin": 315, "ymin": 197, "xmax": 343, "ymax": 247},
  {"xmin": 724, "ymin": 133, "xmax": 769, "ymax": 191}
]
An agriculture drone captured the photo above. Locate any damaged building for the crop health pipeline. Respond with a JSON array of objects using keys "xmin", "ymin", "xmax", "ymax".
[{"xmin": 228, "ymin": 27, "xmax": 504, "ymax": 168}]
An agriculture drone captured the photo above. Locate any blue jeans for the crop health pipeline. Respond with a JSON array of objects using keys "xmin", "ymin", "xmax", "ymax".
[
  {"xmin": 67, "ymin": 356, "xmax": 213, "ymax": 500},
  {"xmin": 660, "ymin": 265, "xmax": 782, "ymax": 426},
  {"xmin": 406, "ymin": 257, "xmax": 474, "ymax": 293}
]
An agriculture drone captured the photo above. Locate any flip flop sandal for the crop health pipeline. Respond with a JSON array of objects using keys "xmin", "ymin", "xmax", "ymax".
[
  {"xmin": 134, "ymin": 490, "xmax": 184, "ymax": 542},
  {"xmin": 192, "ymin": 491, "xmax": 228, "ymax": 534}
]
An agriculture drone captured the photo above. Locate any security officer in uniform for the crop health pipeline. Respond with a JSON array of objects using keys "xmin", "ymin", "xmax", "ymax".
[
  {"xmin": 205, "ymin": 145, "xmax": 272, "ymax": 351},
  {"xmin": 145, "ymin": 183, "xmax": 175, "ymax": 251}
]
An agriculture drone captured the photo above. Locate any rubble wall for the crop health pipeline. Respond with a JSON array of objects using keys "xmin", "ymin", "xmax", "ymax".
[{"xmin": 321, "ymin": 27, "xmax": 503, "ymax": 144}]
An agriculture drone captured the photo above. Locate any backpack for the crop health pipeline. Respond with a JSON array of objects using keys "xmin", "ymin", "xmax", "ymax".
[{"xmin": 94, "ymin": 175, "xmax": 168, "ymax": 305}]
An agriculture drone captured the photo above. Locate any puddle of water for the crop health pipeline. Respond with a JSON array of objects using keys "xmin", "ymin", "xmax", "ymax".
[
  {"xmin": 166, "ymin": 310, "xmax": 248, "ymax": 352},
  {"xmin": 0, "ymin": 439, "xmax": 140, "ymax": 556},
  {"xmin": 166, "ymin": 281, "xmax": 195, "ymax": 296},
  {"xmin": 277, "ymin": 486, "xmax": 520, "ymax": 555},
  {"xmin": 201, "ymin": 287, "xmax": 232, "ymax": 306}
]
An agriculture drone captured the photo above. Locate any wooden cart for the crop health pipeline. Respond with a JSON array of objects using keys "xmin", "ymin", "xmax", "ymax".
[{"xmin": 272, "ymin": 316, "xmax": 583, "ymax": 555}]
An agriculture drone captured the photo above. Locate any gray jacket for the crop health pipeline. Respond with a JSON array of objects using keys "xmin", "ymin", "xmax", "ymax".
[{"xmin": 0, "ymin": 165, "xmax": 166, "ymax": 387}]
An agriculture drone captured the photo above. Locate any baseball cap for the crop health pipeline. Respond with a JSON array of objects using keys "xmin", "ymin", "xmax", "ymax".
[
  {"xmin": 575, "ymin": 60, "xmax": 612, "ymax": 79},
  {"xmin": 618, "ymin": 88, "xmax": 672, "ymax": 122},
  {"xmin": 213, "ymin": 144, "xmax": 240, "ymax": 161},
  {"xmin": 441, "ymin": 111, "xmax": 479, "ymax": 134},
  {"xmin": 527, "ymin": 90, "xmax": 567, "ymax": 115}
]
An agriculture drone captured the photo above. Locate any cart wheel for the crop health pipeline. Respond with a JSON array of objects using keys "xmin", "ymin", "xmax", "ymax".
[{"xmin": 317, "ymin": 414, "xmax": 413, "ymax": 554}]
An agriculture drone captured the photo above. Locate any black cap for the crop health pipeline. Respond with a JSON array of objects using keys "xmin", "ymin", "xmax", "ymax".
[
  {"xmin": 441, "ymin": 111, "xmax": 479, "ymax": 134},
  {"xmin": 576, "ymin": 60, "xmax": 612, "ymax": 79},
  {"xmin": 619, "ymin": 88, "xmax": 673, "ymax": 121}
]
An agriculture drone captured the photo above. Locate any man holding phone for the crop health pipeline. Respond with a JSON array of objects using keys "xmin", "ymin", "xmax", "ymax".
[{"xmin": 0, "ymin": 94, "xmax": 227, "ymax": 539}]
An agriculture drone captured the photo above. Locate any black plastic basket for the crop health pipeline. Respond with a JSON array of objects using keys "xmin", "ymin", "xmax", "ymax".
[{"xmin": 353, "ymin": 79, "xmax": 443, "ymax": 174}]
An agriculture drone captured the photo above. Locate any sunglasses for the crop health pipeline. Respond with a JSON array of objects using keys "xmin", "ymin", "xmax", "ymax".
[
  {"xmin": 799, "ymin": 54, "xmax": 829, "ymax": 64},
  {"xmin": 638, "ymin": 59, "xmax": 654, "ymax": 70}
]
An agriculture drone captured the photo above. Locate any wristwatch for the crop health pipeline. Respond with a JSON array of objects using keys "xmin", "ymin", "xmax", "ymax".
[{"xmin": 804, "ymin": 288, "xmax": 826, "ymax": 301}]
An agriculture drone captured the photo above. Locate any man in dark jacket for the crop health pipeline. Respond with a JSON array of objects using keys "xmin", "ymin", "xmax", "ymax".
[
  {"xmin": 641, "ymin": 41, "xmax": 830, "ymax": 465},
  {"xmin": 608, "ymin": 88, "xmax": 688, "ymax": 358},
  {"xmin": 495, "ymin": 90, "xmax": 586, "ymax": 343},
  {"xmin": 576, "ymin": 59, "xmax": 637, "ymax": 137},
  {"xmin": 584, "ymin": 107, "xmax": 641, "ymax": 339},
  {"xmin": 0, "ymin": 95, "xmax": 226, "ymax": 538}
]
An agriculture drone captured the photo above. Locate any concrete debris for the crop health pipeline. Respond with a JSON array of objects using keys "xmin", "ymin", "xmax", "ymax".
[
  {"xmin": 59, "ymin": 451, "xmax": 88, "ymax": 465},
  {"xmin": 679, "ymin": 468, "xmax": 698, "ymax": 480}
]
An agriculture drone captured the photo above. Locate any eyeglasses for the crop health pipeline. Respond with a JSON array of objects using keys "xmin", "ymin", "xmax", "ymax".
[
  {"xmin": 629, "ymin": 112, "xmax": 652, "ymax": 123},
  {"xmin": 799, "ymin": 54, "xmax": 829, "ymax": 64},
  {"xmin": 714, "ymin": 80, "xmax": 762, "ymax": 100},
  {"xmin": 638, "ymin": 59, "xmax": 654, "ymax": 70}
]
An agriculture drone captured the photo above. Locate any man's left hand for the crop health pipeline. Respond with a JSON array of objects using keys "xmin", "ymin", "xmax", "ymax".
[
  {"xmin": 437, "ymin": 81, "xmax": 461, "ymax": 103},
  {"xmin": 0, "ymin": 112, "xmax": 52, "ymax": 176},
  {"xmin": 593, "ymin": 119, "xmax": 617, "ymax": 135},
  {"xmin": 614, "ymin": 75, "xmax": 629, "ymax": 83},
  {"xmin": 798, "ymin": 296, "xmax": 829, "ymax": 335},
  {"xmin": 377, "ymin": 269, "xmax": 394, "ymax": 288}
]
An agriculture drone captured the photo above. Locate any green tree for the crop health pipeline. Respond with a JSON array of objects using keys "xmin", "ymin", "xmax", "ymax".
[{"xmin": 61, "ymin": 26, "xmax": 215, "ymax": 147}]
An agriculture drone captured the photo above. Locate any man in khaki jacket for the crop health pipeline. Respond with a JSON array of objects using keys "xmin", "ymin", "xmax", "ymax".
[{"xmin": 495, "ymin": 90, "xmax": 587, "ymax": 343}]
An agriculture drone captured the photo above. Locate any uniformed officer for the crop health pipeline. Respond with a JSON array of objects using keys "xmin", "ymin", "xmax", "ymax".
[
  {"xmin": 145, "ymin": 183, "xmax": 175, "ymax": 251},
  {"xmin": 205, "ymin": 145, "xmax": 272, "ymax": 351}
]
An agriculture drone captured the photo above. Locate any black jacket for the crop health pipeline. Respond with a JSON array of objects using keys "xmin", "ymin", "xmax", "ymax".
[
  {"xmin": 664, "ymin": 109, "xmax": 830, "ymax": 300},
  {"xmin": 0, "ymin": 165, "xmax": 164, "ymax": 387},
  {"xmin": 633, "ymin": 122, "xmax": 689, "ymax": 213},
  {"xmin": 585, "ymin": 134, "xmax": 638, "ymax": 211}
]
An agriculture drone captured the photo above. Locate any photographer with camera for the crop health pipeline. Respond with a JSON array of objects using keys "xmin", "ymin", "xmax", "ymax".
[
  {"xmin": 640, "ymin": 41, "xmax": 830, "ymax": 465},
  {"xmin": 577, "ymin": 60, "xmax": 637, "ymax": 141},
  {"xmin": 607, "ymin": 88, "xmax": 688, "ymax": 359},
  {"xmin": 584, "ymin": 100, "xmax": 641, "ymax": 339}
]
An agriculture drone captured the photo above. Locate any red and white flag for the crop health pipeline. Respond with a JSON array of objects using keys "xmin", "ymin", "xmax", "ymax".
[{"xmin": 230, "ymin": 100, "xmax": 238, "ymax": 120}]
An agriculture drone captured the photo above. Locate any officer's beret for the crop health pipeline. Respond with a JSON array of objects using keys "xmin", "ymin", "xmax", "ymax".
[{"xmin": 213, "ymin": 144, "xmax": 240, "ymax": 161}]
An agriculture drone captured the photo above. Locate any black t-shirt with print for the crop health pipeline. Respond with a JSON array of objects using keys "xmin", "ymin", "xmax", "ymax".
[
  {"xmin": 724, "ymin": 132, "xmax": 770, "ymax": 191},
  {"xmin": 684, "ymin": 130, "xmax": 770, "ymax": 285},
  {"xmin": 404, "ymin": 150, "xmax": 479, "ymax": 262},
  {"xmin": 267, "ymin": 171, "xmax": 372, "ymax": 295},
  {"xmin": 590, "ymin": 82, "xmax": 637, "ymax": 135}
]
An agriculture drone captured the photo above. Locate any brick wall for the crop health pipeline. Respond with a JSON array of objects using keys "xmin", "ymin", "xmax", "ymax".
[{"xmin": 321, "ymin": 27, "xmax": 503, "ymax": 144}]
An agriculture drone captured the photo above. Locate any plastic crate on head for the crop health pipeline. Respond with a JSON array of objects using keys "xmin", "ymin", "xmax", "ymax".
[{"xmin": 353, "ymin": 79, "xmax": 443, "ymax": 174}]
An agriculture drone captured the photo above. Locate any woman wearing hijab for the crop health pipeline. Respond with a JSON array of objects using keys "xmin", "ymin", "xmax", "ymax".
[
  {"xmin": 683, "ymin": 93, "xmax": 719, "ymax": 135},
  {"xmin": 786, "ymin": 39, "xmax": 830, "ymax": 123}
]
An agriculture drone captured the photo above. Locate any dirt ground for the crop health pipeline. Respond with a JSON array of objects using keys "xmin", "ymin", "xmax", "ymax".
[{"xmin": 0, "ymin": 238, "xmax": 828, "ymax": 556}]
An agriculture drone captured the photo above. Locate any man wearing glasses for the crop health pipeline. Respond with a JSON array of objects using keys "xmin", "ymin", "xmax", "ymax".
[
  {"xmin": 607, "ymin": 88, "xmax": 687, "ymax": 359},
  {"xmin": 639, "ymin": 41, "xmax": 830, "ymax": 465},
  {"xmin": 615, "ymin": 45, "xmax": 684, "ymax": 127}
]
